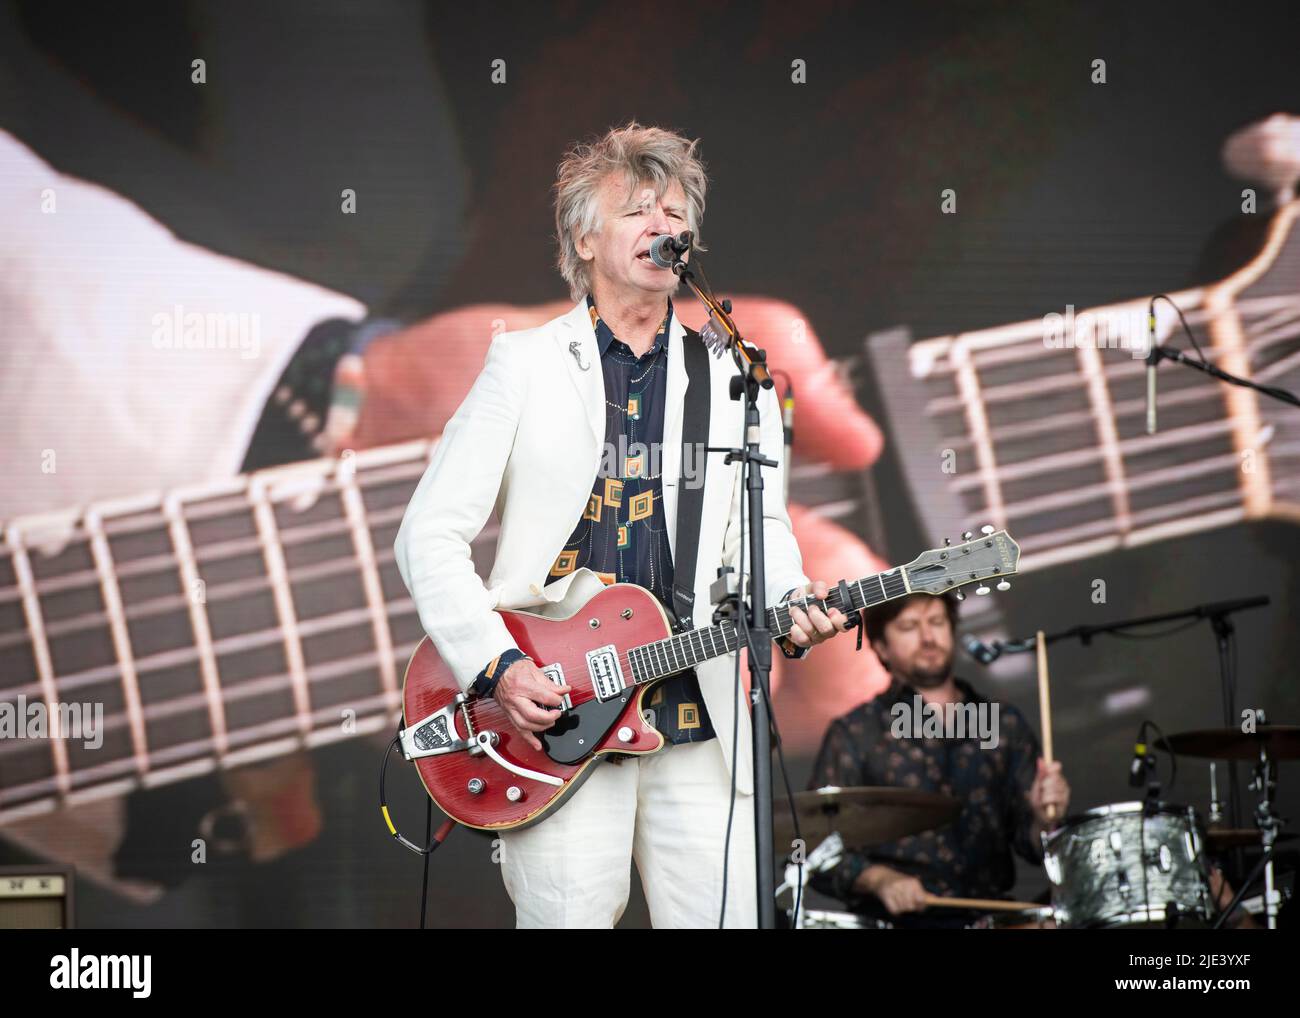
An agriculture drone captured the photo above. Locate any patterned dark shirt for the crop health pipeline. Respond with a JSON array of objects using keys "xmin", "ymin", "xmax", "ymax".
[
  {"xmin": 560, "ymin": 294, "xmax": 717, "ymax": 743},
  {"xmin": 472, "ymin": 294, "xmax": 804, "ymax": 739},
  {"xmin": 476, "ymin": 296, "xmax": 710, "ymax": 743},
  {"xmin": 807, "ymin": 676, "xmax": 1043, "ymax": 923}
]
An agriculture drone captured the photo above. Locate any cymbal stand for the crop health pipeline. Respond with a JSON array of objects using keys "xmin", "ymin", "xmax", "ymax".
[
  {"xmin": 1212, "ymin": 735, "xmax": 1287, "ymax": 930},
  {"xmin": 1252, "ymin": 741, "xmax": 1284, "ymax": 929}
]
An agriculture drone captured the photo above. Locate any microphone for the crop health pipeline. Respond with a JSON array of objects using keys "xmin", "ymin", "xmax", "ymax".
[
  {"xmin": 781, "ymin": 380, "xmax": 794, "ymax": 502},
  {"xmin": 1129, "ymin": 722, "xmax": 1150, "ymax": 788},
  {"xmin": 649, "ymin": 231, "xmax": 693, "ymax": 268},
  {"xmin": 1145, "ymin": 301, "xmax": 1159, "ymax": 435},
  {"xmin": 961, "ymin": 633, "xmax": 1000, "ymax": 665},
  {"xmin": 781, "ymin": 382, "xmax": 795, "ymax": 445}
]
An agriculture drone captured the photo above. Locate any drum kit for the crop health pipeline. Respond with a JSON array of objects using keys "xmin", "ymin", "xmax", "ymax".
[{"xmin": 778, "ymin": 725, "xmax": 1299, "ymax": 930}]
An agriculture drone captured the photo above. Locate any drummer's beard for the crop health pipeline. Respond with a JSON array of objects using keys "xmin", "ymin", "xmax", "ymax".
[{"xmin": 895, "ymin": 644, "xmax": 954, "ymax": 690}]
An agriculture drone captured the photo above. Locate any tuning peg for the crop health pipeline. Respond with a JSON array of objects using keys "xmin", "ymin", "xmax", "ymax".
[
  {"xmin": 962, "ymin": 531, "xmax": 973, "ymax": 541},
  {"xmin": 953, "ymin": 590, "xmax": 966, "ymax": 601},
  {"xmin": 975, "ymin": 585, "xmax": 991, "ymax": 595},
  {"xmin": 996, "ymin": 580, "xmax": 1010, "ymax": 592},
  {"xmin": 981, "ymin": 525, "xmax": 995, "ymax": 535}
]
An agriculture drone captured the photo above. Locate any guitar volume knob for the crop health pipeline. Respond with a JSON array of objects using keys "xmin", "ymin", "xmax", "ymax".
[
  {"xmin": 467, "ymin": 777, "xmax": 485, "ymax": 795},
  {"xmin": 617, "ymin": 726, "xmax": 635, "ymax": 743},
  {"xmin": 506, "ymin": 786, "xmax": 524, "ymax": 803}
]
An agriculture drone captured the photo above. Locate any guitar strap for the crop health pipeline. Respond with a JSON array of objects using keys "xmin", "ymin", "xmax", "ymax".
[{"xmin": 671, "ymin": 326, "xmax": 711, "ymax": 631}]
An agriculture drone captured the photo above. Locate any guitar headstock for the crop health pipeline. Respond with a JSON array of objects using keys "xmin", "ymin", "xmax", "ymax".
[{"xmin": 904, "ymin": 526, "xmax": 1020, "ymax": 600}]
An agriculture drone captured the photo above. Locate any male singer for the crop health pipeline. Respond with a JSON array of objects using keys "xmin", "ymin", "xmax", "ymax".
[{"xmin": 395, "ymin": 121, "xmax": 849, "ymax": 928}]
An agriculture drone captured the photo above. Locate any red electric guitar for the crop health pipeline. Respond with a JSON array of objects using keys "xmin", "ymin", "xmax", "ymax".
[{"xmin": 400, "ymin": 527, "xmax": 1021, "ymax": 830}]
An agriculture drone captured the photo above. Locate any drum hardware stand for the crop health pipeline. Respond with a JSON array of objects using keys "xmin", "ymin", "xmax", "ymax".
[
  {"xmin": 1249, "ymin": 734, "xmax": 1284, "ymax": 930},
  {"xmin": 1207, "ymin": 608, "xmax": 1246, "ymax": 872},
  {"xmin": 1208, "ymin": 762, "xmax": 1223, "ymax": 826},
  {"xmin": 1211, "ymin": 731, "xmax": 1287, "ymax": 929},
  {"xmin": 1214, "ymin": 844, "xmax": 1280, "ymax": 930},
  {"xmin": 776, "ymin": 832, "xmax": 843, "ymax": 929}
]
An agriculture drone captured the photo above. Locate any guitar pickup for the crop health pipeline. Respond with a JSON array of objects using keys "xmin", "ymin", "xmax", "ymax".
[
  {"xmin": 541, "ymin": 662, "xmax": 572, "ymax": 710},
  {"xmin": 586, "ymin": 645, "xmax": 626, "ymax": 701}
]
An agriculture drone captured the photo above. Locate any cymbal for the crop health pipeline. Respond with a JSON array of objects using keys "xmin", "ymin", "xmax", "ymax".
[
  {"xmin": 774, "ymin": 785, "xmax": 960, "ymax": 851},
  {"xmin": 1155, "ymin": 725, "xmax": 1300, "ymax": 761},
  {"xmin": 1203, "ymin": 828, "xmax": 1297, "ymax": 851}
]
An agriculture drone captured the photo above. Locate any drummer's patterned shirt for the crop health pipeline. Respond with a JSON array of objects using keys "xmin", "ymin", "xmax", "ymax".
[{"xmin": 807, "ymin": 676, "xmax": 1043, "ymax": 923}]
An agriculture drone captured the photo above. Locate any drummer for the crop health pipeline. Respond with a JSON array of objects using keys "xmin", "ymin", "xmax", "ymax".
[{"xmin": 807, "ymin": 591, "xmax": 1070, "ymax": 928}]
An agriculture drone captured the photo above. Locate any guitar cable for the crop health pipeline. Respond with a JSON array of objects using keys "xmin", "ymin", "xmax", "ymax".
[{"xmin": 379, "ymin": 722, "xmax": 459, "ymax": 929}]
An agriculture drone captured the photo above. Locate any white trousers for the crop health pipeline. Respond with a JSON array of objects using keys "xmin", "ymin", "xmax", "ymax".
[{"xmin": 499, "ymin": 739, "xmax": 757, "ymax": 928}]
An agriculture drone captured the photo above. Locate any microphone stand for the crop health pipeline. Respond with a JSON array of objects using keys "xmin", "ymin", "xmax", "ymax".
[
  {"xmin": 1147, "ymin": 343, "xmax": 1300, "ymax": 408},
  {"xmin": 667, "ymin": 237, "xmax": 780, "ymax": 929},
  {"xmin": 1145, "ymin": 292, "xmax": 1300, "ymax": 435}
]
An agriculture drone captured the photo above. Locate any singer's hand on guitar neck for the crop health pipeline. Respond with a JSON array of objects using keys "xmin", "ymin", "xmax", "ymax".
[
  {"xmin": 495, "ymin": 659, "xmax": 572, "ymax": 752},
  {"xmin": 781, "ymin": 579, "xmax": 851, "ymax": 653}
]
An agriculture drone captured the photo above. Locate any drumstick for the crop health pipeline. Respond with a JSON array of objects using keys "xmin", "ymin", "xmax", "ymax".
[
  {"xmin": 1035, "ymin": 630, "xmax": 1058, "ymax": 823},
  {"xmin": 922, "ymin": 894, "xmax": 1044, "ymax": 912}
]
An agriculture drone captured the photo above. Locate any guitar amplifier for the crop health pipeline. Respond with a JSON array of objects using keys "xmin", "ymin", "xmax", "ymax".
[{"xmin": 0, "ymin": 865, "xmax": 75, "ymax": 929}]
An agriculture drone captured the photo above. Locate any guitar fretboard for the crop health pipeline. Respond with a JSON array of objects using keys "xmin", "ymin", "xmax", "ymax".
[{"xmin": 626, "ymin": 569, "xmax": 910, "ymax": 683}]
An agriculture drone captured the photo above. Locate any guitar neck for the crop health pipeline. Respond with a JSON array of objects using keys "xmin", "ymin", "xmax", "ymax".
[
  {"xmin": 620, "ymin": 519, "xmax": 1031, "ymax": 686},
  {"xmin": 624, "ymin": 567, "xmax": 913, "ymax": 686}
]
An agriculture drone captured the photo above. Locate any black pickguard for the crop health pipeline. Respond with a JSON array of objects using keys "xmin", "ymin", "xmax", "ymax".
[{"xmin": 539, "ymin": 690, "xmax": 638, "ymax": 766}]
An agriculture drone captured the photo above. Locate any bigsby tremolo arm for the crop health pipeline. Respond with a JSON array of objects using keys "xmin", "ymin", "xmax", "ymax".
[
  {"xmin": 399, "ymin": 692, "xmax": 564, "ymax": 787},
  {"xmin": 399, "ymin": 692, "xmax": 475, "ymax": 760}
]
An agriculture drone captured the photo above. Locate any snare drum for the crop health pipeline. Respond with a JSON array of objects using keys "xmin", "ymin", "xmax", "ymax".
[
  {"xmin": 1042, "ymin": 801, "xmax": 1212, "ymax": 928},
  {"xmin": 799, "ymin": 909, "xmax": 894, "ymax": 929},
  {"xmin": 968, "ymin": 906, "xmax": 1057, "ymax": 929}
]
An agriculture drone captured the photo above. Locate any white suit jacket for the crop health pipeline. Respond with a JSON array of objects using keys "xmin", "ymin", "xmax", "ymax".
[{"xmin": 394, "ymin": 296, "xmax": 810, "ymax": 794}]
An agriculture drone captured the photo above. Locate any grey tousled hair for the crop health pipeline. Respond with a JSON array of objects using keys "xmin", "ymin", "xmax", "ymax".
[{"xmin": 553, "ymin": 120, "xmax": 709, "ymax": 301}]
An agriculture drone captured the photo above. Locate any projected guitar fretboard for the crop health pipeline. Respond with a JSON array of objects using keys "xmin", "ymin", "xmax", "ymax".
[
  {"xmin": 867, "ymin": 202, "xmax": 1300, "ymax": 572},
  {"xmin": 0, "ymin": 441, "xmax": 873, "ymax": 824}
]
